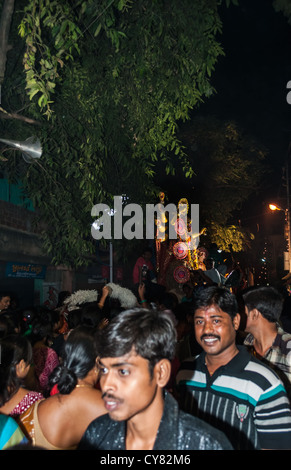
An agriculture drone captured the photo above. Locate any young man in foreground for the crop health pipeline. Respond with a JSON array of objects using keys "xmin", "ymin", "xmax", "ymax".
[{"xmin": 78, "ymin": 308, "xmax": 232, "ymax": 450}]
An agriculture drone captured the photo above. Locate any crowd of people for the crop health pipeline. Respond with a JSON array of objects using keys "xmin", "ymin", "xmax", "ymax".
[{"xmin": 1, "ymin": 246, "xmax": 291, "ymax": 451}]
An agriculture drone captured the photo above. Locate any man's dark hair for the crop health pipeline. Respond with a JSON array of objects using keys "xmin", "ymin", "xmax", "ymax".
[
  {"xmin": 0, "ymin": 292, "xmax": 11, "ymax": 301},
  {"xmin": 194, "ymin": 286, "xmax": 238, "ymax": 319},
  {"xmin": 96, "ymin": 308, "xmax": 176, "ymax": 377},
  {"xmin": 243, "ymin": 286, "xmax": 283, "ymax": 323}
]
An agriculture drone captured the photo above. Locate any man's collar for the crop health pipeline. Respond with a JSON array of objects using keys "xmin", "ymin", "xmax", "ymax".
[
  {"xmin": 153, "ymin": 391, "xmax": 179, "ymax": 450},
  {"xmin": 198, "ymin": 345, "xmax": 250, "ymax": 373}
]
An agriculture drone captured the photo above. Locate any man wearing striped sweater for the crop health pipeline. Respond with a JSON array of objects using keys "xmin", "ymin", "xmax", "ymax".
[{"xmin": 176, "ymin": 286, "xmax": 291, "ymax": 450}]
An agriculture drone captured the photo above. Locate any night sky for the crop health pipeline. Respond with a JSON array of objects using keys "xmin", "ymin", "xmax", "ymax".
[
  {"xmin": 158, "ymin": 0, "xmax": 291, "ymax": 243},
  {"xmin": 154, "ymin": 0, "xmax": 291, "ymax": 278},
  {"xmin": 197, "ymin": 0, "xmax": 291, "ymax": 278},
  {"xmin": 197, "ymin": 0, "xmax": 291, "ymax": 223}
]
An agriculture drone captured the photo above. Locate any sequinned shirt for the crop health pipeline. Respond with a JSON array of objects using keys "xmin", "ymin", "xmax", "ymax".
[{"xmin": 78, "ymin": 391, "xmax": 232, "ymax": 450}]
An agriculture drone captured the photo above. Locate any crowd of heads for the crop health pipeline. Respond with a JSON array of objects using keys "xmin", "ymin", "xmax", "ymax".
[
  {"xmin": 0, "ymin": 274, "xmax": 290, "ymax": 390},
  {"xmin": 0, "ymin": 270, "xmax": 289, "ymax": 351},
  {"xmin": 1, "ymin": 249, "xmax": 291, "ymax": 451}
]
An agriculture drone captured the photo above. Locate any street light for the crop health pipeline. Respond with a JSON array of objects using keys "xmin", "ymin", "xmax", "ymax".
[
  {"xmin": 269, "ymin": 203, "xmax": 291, "ymax": 272},
  {"xmin": 0, "ymin": 136, "xmax": 42, "ymax": 163},
  {"xmin": 269, "ymin": 203, "xmax": 283, "ymax": 211}
]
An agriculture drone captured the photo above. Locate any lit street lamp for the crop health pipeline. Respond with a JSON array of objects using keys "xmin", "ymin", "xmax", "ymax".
[
  {"xmin": 269, "ymin": 203, "xmax": 283, "ymax": 212},
  {"xmin": 269, "ymin": 203, "xmax": 291, "ymax": 272}
]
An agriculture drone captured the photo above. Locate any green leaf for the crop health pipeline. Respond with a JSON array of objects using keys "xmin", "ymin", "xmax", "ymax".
[{"xmin": 94, "ymin": 23, "xmax": 102, "ymax": 37}]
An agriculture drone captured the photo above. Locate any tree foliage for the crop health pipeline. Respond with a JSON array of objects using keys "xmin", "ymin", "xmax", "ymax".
[
  {"xmin": 273, "ymin": 0, "xmax": 291, "ymax": 24},
  {"xmin": 208, "ymin": 222, "xmax": 255, "ymax": 252},
  {"xmin": 1, "ymin": 0, "xmax": 256, "ymax": 267},
  {"xmin": 178, "ymin": 116, "xmax": 267, "ymax": 251}
]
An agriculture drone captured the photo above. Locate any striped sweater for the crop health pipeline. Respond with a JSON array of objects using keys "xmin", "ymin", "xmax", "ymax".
[{"xmin": 176, "ymin": 346, "xmax": 291, "ymax": 449}]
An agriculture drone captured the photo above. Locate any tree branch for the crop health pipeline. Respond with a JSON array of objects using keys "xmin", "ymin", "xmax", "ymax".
[{"xmin": 0, "ymin": 107, "xmax": 42, "ymax": 126}]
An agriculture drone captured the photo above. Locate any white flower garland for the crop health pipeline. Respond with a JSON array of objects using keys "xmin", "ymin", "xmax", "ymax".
[
  {"xmin": 106, "ymin": 283, "xmax": 138, "ymax": 309},
  {"xmin": 64, "ymin": 289, "xmax": 98, "ymax": 311}
]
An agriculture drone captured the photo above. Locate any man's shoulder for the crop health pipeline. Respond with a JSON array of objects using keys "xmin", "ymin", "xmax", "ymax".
[
  {"xmin": 233, "ymin": 347, "xmax": 290, "ymax": 398},
  {"xmin": 82, "ymin": 412, "xmax": 114, "ymax": 437},
  {"xmin": 277, "ymin": 327, "xmax": 291, "ymax": 347},
  {"xmin": 162, "ymin": 391, "xmax": 232, "ymax": 450},
  {"xmin": 175, "ymin": 353, "xmax": 206, "ymax": 387},
  {"xmin": 177, "ymin": 408, "xmax": 232, "ymax": 449},
  {"xmin": 88, "ymin": 412, "xmax": 112, "ymax": 427},
  {"xmin": 176, "ymin": 353, "xmax": 204, "ymax": 374},
  {"xmin": 179, "ymin": 353, "xmax": 202, "ymax": 367},
  {"xmin": 78, "ymin": 413, "xmax": 122, "ymax": 450}
]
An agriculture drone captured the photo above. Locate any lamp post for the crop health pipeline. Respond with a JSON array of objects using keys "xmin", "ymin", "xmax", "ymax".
[
  {"xmin": 91, "ymin": 207, "xmax": 115, "ymax": 283},
  {"xmin": 269, "ymin": 203, "xmax": 291, "ymax": 272}
]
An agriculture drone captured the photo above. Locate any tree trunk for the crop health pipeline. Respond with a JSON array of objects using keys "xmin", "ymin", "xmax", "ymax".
[{"xmin": 0, "ymin": 0, "xmax": 15, "ymax": 85}]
